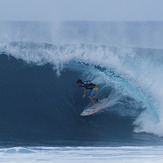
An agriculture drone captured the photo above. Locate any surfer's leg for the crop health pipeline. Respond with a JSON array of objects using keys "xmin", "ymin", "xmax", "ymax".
[
  {"xmin": 92, "ymin": 87, "xmax": 99, "ymax": 102},
  {"xmin": 88, "ymin": 90, "xmax": 97, "ymax": 109},
  {"xmin": 88, "ymin": 96, "xmax": 95, "ymax": 109},
  {"xmin": 93, "ymin": 97, "xmax": 99, "ymax": 102}
]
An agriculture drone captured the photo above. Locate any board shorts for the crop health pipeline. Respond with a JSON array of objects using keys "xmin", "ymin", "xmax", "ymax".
[{"xmin": 89, "ymin": 87, "xmax": 99, "ymax": 98}]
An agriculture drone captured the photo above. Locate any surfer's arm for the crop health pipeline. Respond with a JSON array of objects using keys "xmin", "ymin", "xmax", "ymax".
[{"xmin": 83, "ymin": 88, "xmax": 86, "ymax": 98}]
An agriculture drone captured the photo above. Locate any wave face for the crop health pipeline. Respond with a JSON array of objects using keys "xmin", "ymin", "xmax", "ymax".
[{"xmin": 0, "ymin": 22, "xmax": 163, "ymax": 145}]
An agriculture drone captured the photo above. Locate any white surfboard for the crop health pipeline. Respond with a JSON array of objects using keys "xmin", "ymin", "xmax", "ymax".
[{"xmin": 80, "ymin": 98, "xmax": 109, "ymax": 116}]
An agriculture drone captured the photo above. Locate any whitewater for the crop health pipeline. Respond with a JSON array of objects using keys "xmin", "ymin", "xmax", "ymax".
[{"xmin": 0, "ymin": 21, "xmax": 163, "ymax": 162}]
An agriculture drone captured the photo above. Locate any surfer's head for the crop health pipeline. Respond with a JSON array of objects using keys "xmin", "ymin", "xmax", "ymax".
[{"xmin": 76, "ymin": 79, "xmax": 83, "ymax": 87}]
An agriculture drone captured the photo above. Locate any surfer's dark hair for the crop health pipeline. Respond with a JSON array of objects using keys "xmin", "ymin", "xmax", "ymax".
[{"xmin": 76, "ymin": 79, "xmax": 83, "ymax": 84}]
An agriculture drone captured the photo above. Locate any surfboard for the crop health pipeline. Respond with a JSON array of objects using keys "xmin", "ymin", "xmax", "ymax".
[{"xmin": 80, "ymin": 97, "xmax": 109, "ymax": 116}]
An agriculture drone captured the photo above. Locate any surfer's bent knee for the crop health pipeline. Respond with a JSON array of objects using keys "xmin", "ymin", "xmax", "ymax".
[{"xmin": 88, "ymin": 96, "xmax": 92, "ymax": 99}]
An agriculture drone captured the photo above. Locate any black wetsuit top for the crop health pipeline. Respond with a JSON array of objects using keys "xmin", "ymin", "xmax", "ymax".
[{"xmin": 81, "ymin": 81, "xmax": 96, "ymax": 90}]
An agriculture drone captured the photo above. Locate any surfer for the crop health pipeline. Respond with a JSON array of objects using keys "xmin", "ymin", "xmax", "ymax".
[{"xmin": 76, "ymin": 79, "xmax": 99, "ymax": 109}]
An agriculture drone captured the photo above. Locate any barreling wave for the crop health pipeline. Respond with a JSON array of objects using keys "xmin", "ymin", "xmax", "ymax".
[{"xmin": 0, "ymin": 41, "xmax": 162, "ymax": 145}]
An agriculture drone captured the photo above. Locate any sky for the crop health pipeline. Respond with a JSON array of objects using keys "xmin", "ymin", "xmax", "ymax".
[{"xmin": 0, "ymin": 0, "xmax": 163, "ymax": 21}]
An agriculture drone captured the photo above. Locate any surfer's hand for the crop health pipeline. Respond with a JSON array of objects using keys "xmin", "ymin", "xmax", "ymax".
[{"xmin": 83, "ymin": 94, "xmax": 86, "ymax": 98}]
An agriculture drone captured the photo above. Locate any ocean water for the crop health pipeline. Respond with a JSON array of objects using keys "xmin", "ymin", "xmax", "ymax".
[
  {"xmin": 0, "ymin": 21, "xmax": 163, "ymax": 162},
  {"xmin": 0, "ymin": 146, "xmax": 163, "ymax": 163}
]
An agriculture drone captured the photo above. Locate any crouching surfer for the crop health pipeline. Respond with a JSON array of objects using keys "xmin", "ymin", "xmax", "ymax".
[{"xmin": 76, "ymin": 79, "xmax": 99, "ymax": 109}]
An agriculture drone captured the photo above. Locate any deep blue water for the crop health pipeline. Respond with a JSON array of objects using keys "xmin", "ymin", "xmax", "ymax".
[{"xmin": 0, "ymin": 21, "xmax": 163, "ymax": 147}]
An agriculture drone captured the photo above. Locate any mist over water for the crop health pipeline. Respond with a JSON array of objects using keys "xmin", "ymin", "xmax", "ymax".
[
  {"xmin": 1, "ymin": 21, "xmax": 163, "ymax": 48},
  {"xmin": 0, "ymin": 21, "xmax": 163, "ymax": 144}
]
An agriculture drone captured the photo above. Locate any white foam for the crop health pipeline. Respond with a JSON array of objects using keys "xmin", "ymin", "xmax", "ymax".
[{"xmin": 0, "ymin": 146, "xmax": 163, "ymax": 163}]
